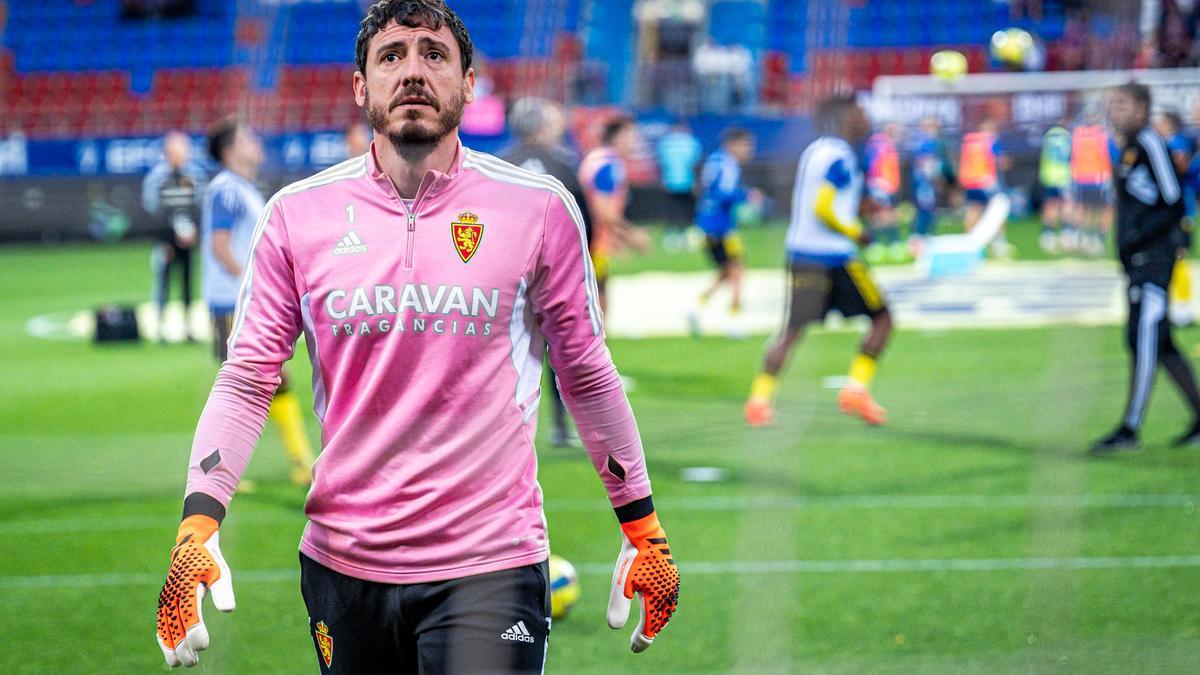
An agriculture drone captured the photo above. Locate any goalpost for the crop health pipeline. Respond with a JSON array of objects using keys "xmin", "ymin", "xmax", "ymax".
[{"xmin": 864, "ymin": 68, "xmax": 1200, "ymax": 275}]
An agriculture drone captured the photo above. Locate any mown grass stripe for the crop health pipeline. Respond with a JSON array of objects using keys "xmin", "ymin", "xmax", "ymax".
[{"xmin": 6, "ymin": 555, "xmax": 1200, "ymax": 590}]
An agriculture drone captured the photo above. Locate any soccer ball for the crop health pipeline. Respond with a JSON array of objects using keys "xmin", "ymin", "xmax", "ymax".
[
  {"xmin": 549, "ymin": 554, "xmax": 581, "ymax": 620},
  {"xmin": 990, "ymin": 28, "xmax": 1034, "ymax": 69},
  {"xmin": 930, "ymin": 49, "xmax": 967, "ymax": 82}
]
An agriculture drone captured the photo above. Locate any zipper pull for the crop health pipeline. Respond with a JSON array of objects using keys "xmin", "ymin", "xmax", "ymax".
[{"xmin": 407, "ymin": 212, "xmax": 415, "ymax": 231}]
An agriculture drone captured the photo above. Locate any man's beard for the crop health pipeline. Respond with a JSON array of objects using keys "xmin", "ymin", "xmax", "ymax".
[{"xmin": 365, "ymin": 85, "xmax": 465, "ymax": 157}]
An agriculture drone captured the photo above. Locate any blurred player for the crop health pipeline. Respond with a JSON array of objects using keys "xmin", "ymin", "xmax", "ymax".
[
  {"xmin": 1070, "ymin": 113, "xmax": 1115, "ymax": 257},
  {"xmin": 959, "ymin": 118, "xmax": 1014, "ymax": 257},
  {"xmin": 907, "ymin": 117, "xmax": 954, "ymax": 254},
  {"xmin": 156, "ymin": 2, "xmax": 677, "ymax": 670},
  {"xmin": 863, "ymin": 123, "xmax": 903, "ymax": 263},
  {"xmin": 692, "ymin": 126, "xmax": 758, "ymax": 331},
  {"xmin": 1091, "ymin": 83, "xmax": 1200, "ymax": 454},
  {"xmin": 344, "ymin": 120, "xmax": 372, "ymax": 157},
  {"xmin": 1038, "ymin": 120, "xmax": 1072, "ymax": 254},
  {"xmin": 745, "ymin": 95, "xmax": 891, "ymax": 427},
  {"xmin": 200, "ymin": 118, "xmax": 314, "ymax": 486},
  {"xmin": 580, "ymin": 116, "xmax": 651, "ymax": 315},
  {"xmin": 501, "ymin": 97, "xmax": 590, "ymax": 229},
  {"xmin": 500, "ymin": 96, "xmax": 592, "ymax": 447},
  {"xmin": 142, "ymin": 131, "xmax": 205, "ymax": 342},
  {"xmin": 656, "ymin": 120, "xmax": 702, "ymax": 252},
  {"xmin": 1153, "ymin": 110, "xmax": 1195, "ymax": 326}
]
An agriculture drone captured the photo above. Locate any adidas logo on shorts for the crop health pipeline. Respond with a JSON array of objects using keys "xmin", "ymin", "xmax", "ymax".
[
  {"xmin": 500, "ymin": 620, "xmax": 535, "ymax": 643},
  {"xmin": 333, "ymin": 230, "xmax": 367, "ymax": 255}
]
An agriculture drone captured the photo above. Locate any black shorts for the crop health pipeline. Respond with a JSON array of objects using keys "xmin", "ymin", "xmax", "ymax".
[
  {"xmin": 665, "ymin": 191, "xmax": 696, "ymax": 227},
  {"xmin": 964, "ymin": 188, "xmax": 994, "ymax": 205},
  {"xmin": 300, "ymin": 553, "xmax": 551, "ymax": 675},
  {"xmin": 1073, "ymin": 182, "xmax": 1110, "ymax": 207},
  {"xmin": 705, "ymin": 233, "xmax": 743, "ymax": 268},
  {"xmin": 785, "ymin": 259, "xmax": 887, "ymax": 330},
  {"xmin": 1042, "ymin": 185, "xmax": 1065, "ymax": 201}
]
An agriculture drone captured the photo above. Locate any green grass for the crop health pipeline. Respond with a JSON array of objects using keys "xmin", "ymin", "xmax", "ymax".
[
  {"xmin": 611, "ymin": 214, "xmax": 1199, "ymax": 277},
  {"xmin": 3, "ymin": 241, "xmax": 1200, "ymax": 673}
]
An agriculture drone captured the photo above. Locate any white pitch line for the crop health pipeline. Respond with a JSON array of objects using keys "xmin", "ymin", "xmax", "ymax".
[
  {"xmin": 550, "ymin": 493, "xmax": 1200, "ymax": 512},
  {"xmin": 583, "ymin": 555, "xmax": 1200, "ymax": 576},
  {"xmin": 6, "ymin": 555, "xmax": 1200, "ymax": 590},
  {"xmin": 2, "ymin": 494, "xmax": 1196, "ymax": 536},
  {"xmin": 0, "ymin": 569, "xmax": 299, "ymax": 590}
]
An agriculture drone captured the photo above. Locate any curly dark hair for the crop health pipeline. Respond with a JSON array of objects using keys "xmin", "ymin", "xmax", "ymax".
[{"xmin": 355, "ymin": 0, "xmax": 474, "ymax": 77}]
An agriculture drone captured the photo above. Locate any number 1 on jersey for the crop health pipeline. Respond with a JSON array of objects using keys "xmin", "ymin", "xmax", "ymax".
[{"xmin": 346, "ymin": 203, "xmax": 355, "ymax": 224}]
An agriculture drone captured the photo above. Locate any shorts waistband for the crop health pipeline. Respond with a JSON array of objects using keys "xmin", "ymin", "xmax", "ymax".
[{"xmin": 787, "ymin": 250, "xmax": 854, "ymax": 268}]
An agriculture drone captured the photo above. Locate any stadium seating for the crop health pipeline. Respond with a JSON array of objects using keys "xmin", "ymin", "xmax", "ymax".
[
  {"xmin": 760, "ymin": 0, "xmax": 1065, "ymax": 110},
  {"xmin": 0, "ymin": 0, "xmax": 1070, "ymax": 138},
  {"xmin": 0, "ymin": 0, "xmax": 592, "ymax": 138}
]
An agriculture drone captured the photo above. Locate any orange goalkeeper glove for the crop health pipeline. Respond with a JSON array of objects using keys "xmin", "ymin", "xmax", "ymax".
[
  {"xmin": 155, "ymin": 514, "xmax": 235, "ymax": 668},
  {"xmin": 607, "ymin": 509, "xmax": 679, "ymax": 652}
]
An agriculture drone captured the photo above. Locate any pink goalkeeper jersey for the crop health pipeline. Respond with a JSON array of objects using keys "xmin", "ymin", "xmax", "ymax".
[{"xmin": 185, "ymin": 141, "xmax": 651, "ymax": 584}]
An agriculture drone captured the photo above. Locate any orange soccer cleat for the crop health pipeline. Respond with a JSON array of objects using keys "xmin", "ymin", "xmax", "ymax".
[
  {"xmin": 838, "ymin": 385, "xmax": 887, "ymax": 426},
  {"xmin": 743, "ymin": 399, "xmax": 775, "ymax": 427}
]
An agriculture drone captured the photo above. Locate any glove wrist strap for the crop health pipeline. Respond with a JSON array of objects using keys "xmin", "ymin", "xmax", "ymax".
[
  {"xmin": 177, "ymin": 515, "xmax": 219, "ymax": 544},
  {"xmin": 614, "ymin": 495, "xmax": 654, "ymax": 524},
  {"xmin": 182, "ymin": 492, "xmax": 226, "ymax": 524},
  {"xmin": 619, "ymin": 511, "xmax": 664, "ymax": 543}
]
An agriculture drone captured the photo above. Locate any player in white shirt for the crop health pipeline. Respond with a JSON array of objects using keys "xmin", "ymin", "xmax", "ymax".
[{"xmin": 745, "ymin": 95, "xmax": 893, "ymax": 427}]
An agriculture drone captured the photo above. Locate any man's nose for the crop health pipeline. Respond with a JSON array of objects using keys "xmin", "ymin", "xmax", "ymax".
[{"xmin": 400, "ymin": 56, "xmax": 428, "ymax": 87}]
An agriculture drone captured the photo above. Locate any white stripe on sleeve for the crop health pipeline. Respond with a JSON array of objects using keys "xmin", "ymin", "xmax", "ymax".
[{"xmin": 1139, "ymin": 129, "xmax": 1180, "ymax": 205}]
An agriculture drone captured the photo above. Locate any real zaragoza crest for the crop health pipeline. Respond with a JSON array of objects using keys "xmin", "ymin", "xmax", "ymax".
[
  {"xmin": 315, "ymin": 621, "xmax": 333, "ymax": 667},
  {"xmin": 452, "ymin": 211, "xmax": 484, "ymax": 263}
]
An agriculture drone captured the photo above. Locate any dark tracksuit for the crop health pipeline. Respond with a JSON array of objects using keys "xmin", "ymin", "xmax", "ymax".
[{"xmin": 1113, "ymin": 126, "xmax": 1200, "ymax": 430}]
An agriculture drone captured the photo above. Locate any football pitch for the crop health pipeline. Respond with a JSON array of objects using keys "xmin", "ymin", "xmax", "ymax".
[{"xmin": 3, "ymin": 227, "xmax": 1200, "ymax": 673}]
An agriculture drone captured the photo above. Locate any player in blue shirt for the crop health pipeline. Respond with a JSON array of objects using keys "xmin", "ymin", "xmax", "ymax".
[{"xmin": 692, "ymin": 127, "xmax": 758, "ymax": 329}]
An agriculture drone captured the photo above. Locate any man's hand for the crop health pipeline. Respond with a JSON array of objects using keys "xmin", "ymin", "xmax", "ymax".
[
  {"xmin": 156, "ymin": 515, "xmax": 235, "ymax": 668},
  {"xmin": 606, "ymin": 512, "xmax": 679, "ymax": 653}
]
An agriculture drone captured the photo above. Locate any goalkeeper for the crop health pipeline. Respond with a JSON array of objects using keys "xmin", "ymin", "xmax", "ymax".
[{"xmin": 155, "ymin": 1, "xmax": 678, "ymax": 672}]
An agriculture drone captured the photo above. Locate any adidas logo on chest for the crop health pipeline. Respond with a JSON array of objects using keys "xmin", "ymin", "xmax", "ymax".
[{"xmin": 334, "ymin": 230, "xmax": 367, "ymax": 255}]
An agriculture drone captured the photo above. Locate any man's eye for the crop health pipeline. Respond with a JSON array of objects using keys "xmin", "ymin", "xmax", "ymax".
[
  {"xmin": 428, "ymin": 51, "xmax": 443, "ymax": 61},
  {"xmin": 383, "ymin": 53, "xmax": 399, "ymax": 62}
]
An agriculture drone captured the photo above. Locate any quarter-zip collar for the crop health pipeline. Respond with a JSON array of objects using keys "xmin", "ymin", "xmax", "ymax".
[{"xmin": 366, "ymin": 137, "xmax": 466, "ymax": 209}]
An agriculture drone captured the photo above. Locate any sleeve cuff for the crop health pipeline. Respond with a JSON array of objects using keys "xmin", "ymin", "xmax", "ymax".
[
  {"xmin": 182, "ymin": 492, "xmax": 227, "ymax": 525},
  {"xmin": 614, "ymin": 495, "xmax": 655, "ymax": 524}
]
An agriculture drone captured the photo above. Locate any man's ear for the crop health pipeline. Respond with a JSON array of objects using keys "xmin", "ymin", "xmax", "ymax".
[
  {"xmin": 353, "ymin": 69, "xmax": 368, "ymax": 108},
  {"xmin": 463, "ymin": 68, "xmax": 476, "ymax": 105}
]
